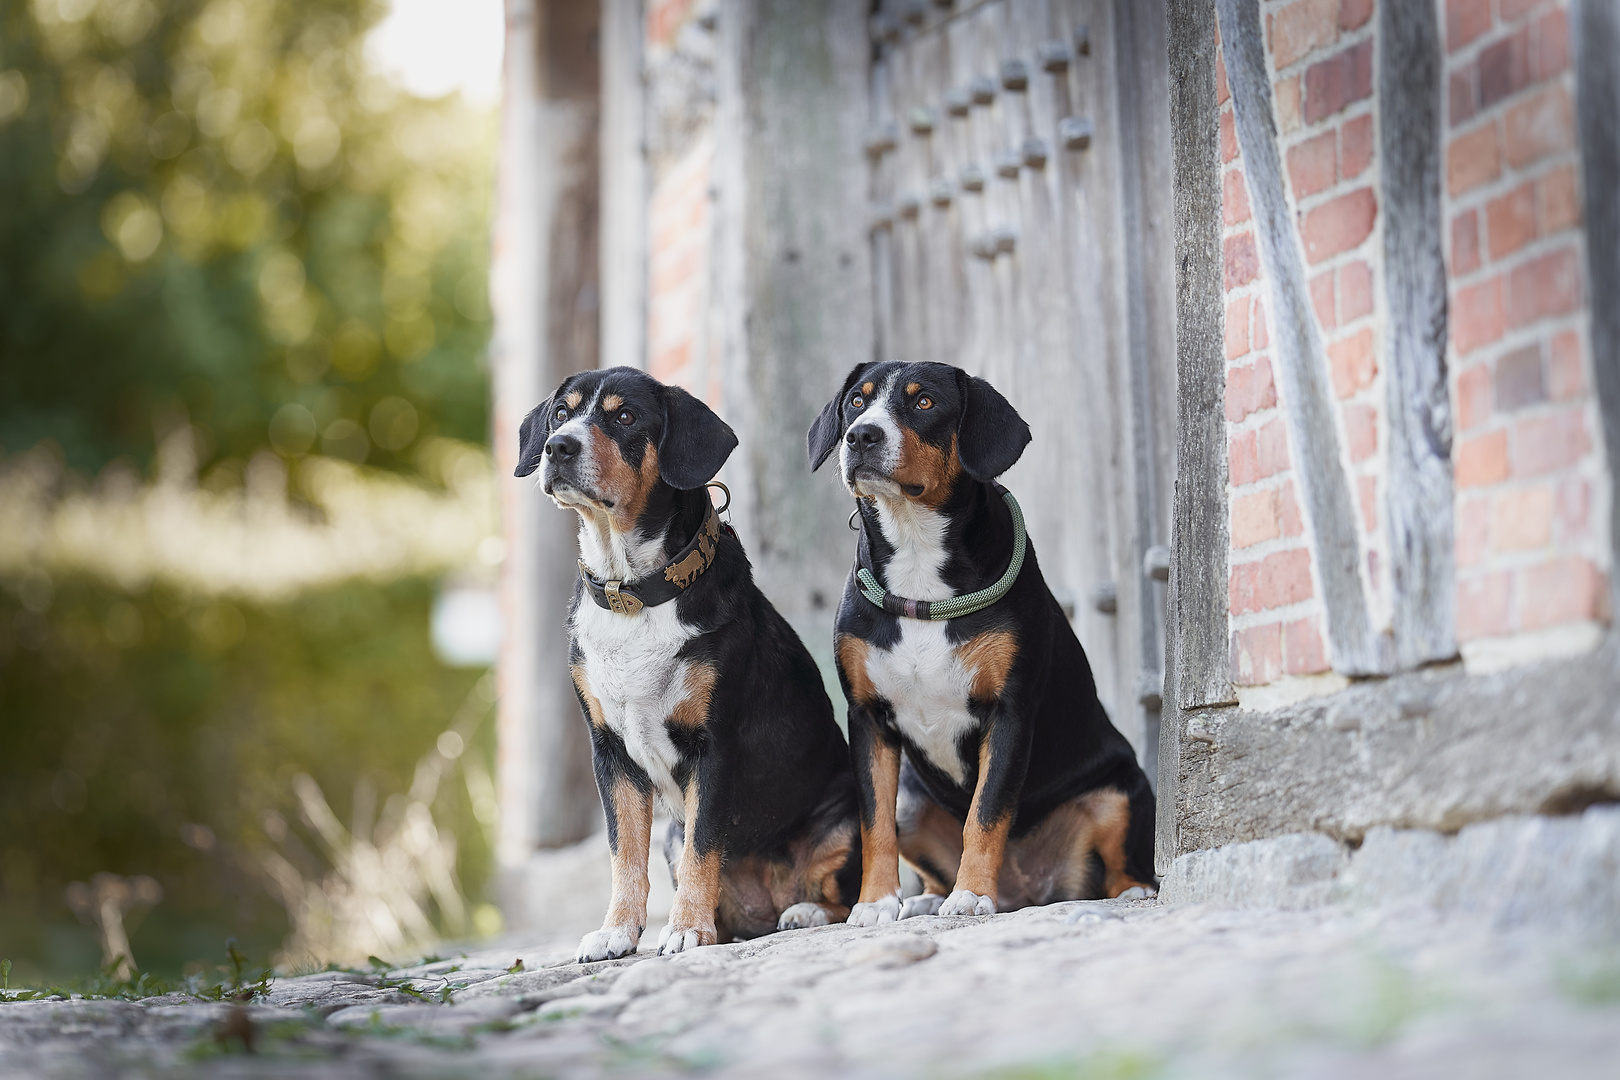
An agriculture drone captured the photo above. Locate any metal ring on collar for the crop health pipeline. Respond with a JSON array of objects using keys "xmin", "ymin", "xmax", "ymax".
[{"xmin": 706, "ymin": 481, "xmax": 731, "ymax": 516}]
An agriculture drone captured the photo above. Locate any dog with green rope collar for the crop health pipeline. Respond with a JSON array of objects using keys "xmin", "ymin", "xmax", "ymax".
[
  {"xmin": 808, "ymin": 360, "xmax": 1159, "ymax": 926},
  {"xmin": 855, "ymin": 488, "xmax": 1027, "ymax": 620}
]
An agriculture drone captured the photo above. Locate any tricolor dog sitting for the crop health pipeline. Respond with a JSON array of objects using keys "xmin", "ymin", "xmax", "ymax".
[
  {"xmin": 516, "ymin": 367, "xmax": 861, "ymax": 961},
  {"xmin": 807, "ymin": 361, "xmax": 1157, "ymax": 923}
]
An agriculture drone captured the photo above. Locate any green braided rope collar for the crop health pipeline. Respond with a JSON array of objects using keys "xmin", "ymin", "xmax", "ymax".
[{"xmin": 855, "ymin": 489, "xmax": 1027, "ymax": 621}]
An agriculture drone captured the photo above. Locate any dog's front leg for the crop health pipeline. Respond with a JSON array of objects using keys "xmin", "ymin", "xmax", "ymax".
[
  {"xmin": 577, "ymin": 752, "xmax": 655, "ymax": 962},
  {"xmin": 847, "ymin": 709, "xmax": 904, "ymax": 925},
  {"xmin": 658, "ymin": 759, "xmax": 726, "ymax": 954},
  {"xmin": 939, "ymin": 713, "xmax": 1032, "ymax": 916}
]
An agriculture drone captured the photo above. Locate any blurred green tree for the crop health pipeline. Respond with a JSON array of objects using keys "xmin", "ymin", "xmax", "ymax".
[
  {"xmin": 0, "ymin": 0, "xmax": 502, "ymax": 982},
  {"xmin": 0, "ymin": 0, "xmax": 494, "ymax": 478}
]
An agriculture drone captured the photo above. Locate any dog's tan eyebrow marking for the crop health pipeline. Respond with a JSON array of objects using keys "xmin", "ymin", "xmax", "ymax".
[
  {"xmin": 564, "ymin": 391, "xmax": 583, "ymax": 409},
  {"xmin": 861, "ymin": 381, "xmax": 875, "ymax": 396},
  {"xmin": 905, "ymin": 382, "xmax": 921, "ymax": 396},
  {"xmin": 601, "ymin": 393, "xmax": 623, "ymax": 412}
]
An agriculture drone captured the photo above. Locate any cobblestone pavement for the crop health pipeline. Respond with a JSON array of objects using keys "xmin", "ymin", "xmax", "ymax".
[{"xmin": 3, "ymin": 898, "xmax": 1618, "ymax": 1079}]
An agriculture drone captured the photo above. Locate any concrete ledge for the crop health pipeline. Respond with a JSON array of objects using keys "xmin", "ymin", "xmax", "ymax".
[
  {"xmin": 1175, "ymin": 634, "xmax": 1620, "ymax": 853},
  {"xmin": 1162, "ymin": 805, "xmax": 1620, "ymax": 933}
]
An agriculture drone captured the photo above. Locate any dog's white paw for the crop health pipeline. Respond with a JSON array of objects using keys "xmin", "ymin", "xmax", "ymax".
[
  {"xmin": 847, "ymin": 892, "xmax": 902, "ymax": 927},
  {"xmin": 938, "ymin": 889, "xmax": 995, "ymax": 916},
  {"xmin": 1116, "ymin": 885, "xmax": 1155, "ymax": 900},
  {"xmin": 777, "ymin": 902, "xmax": 832, "ymax": 930},
  {"xmin": 656, "ymin": 920, "xmax": 717, "ymax": 955},
  {"xmin": 577, "ymin": 925, "xmax": 639, "ymax": 963},
  {"xmin": 899, "ymin": 892, "xmax": 946, "ymax": 919}
]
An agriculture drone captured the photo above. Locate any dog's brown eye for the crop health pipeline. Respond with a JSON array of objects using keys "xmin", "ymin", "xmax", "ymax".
[
  {"xmin": 916, "ymin": 395, "xmax": 933, "ymax": 410},
  {"xmin": 554, "ymin": 406, "xmax": 567, "ymax": 422},
  {"xmin": 851, "ymin": 394, "xmax": 865, "ymax": 409},
  {"xmin": 616, "ymin": 409, "xmax": 635, "ymax": 426}
]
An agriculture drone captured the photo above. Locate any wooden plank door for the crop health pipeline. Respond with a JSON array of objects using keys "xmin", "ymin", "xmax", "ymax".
[{"xmin": 867, "ymin": 0, "xmax": 1178, "ymax": 780}]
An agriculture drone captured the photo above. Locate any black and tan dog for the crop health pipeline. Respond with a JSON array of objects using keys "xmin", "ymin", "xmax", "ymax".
[
  {"xmin": 807, "ymin": 361, "xmax": 1156, "ymax": 924},
  {"xmin": 517, "ymin": 367, "xmax": 861, "ymax": 960}
]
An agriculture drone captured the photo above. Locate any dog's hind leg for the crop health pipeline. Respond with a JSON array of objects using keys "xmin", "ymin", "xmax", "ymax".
[
  {"xmin": 776, "ymin": 817, "xmax": 859, "ymax": 930},
  {"xmin": 662, "ymin": 818, "xmax": 683, "ymax": 889}
]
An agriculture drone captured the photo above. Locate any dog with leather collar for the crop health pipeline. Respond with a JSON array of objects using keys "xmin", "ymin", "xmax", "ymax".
[
  {"xmin": 517, "ymin": 367, "xmax": 862, "ymax": 961},
  {"xmin": 808, "ymin": 361, "xmax": 1157, "ymax": 925}
]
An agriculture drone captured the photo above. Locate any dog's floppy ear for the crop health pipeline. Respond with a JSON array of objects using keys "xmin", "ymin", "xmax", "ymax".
[
  {"xmin": 657, "ymin": 384, "xmax": 738, "ymax": 489},
  {"xmin": 807, "ymin": 362, "xmax": 871, "ymax": 472},
  {"xmin": 514, "ymin": 395, "xmax": 554, "ymax": 478},
  {"xmin": 956, "ymin": 371, "xmax": 1031, "ymax": 481}
]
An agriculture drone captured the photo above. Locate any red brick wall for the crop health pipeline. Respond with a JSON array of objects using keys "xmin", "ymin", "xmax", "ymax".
[
  {"xmin": 642, "ymin": 1, "xmax": 720, "ymax": 408},
  {"xmin": 1223, "ymin": 0, "xmax": 1607, "ymax": 692},
  {"xmin": 647, "ymin": 0, "xmax": 696, "ymax": 48},
  {"xmin": 1442, "ymin": 0, "xmax": 1608, "ymax": 642},
  {"xmin": 647, "ymin": 137, "xmax": 717, "ymax": 403},
  {"xmin": 1219, "ymin": 13, "xmax": 1334, "ymax": 688},
  {"xmin": 1269, "ymin": 0, "xmax": 1384, "ymax": 628}
]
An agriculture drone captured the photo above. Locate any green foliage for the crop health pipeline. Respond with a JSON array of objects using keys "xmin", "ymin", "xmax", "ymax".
[
  {"xmin": 0, "ymin": 571, "xmax": 490, "ymax": 982},
  {"xmin": 0, "ymin": 942, "xmax": 272, "ymax": 1002},
  {"xmin": 972, "ymin": 1049, "xmax": 1164, "ymax": 1080},
  {"xmin": 0, "ymin": 0, "xmax": 494, "ymax": 476},
  {"xmin": 1556, "ymin": 951, "xmax": 1620, "ymax": 1006}
]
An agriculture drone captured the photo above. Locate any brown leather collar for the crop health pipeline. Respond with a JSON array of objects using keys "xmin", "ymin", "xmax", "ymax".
[{"xmin": 578, "ymin": 501, "xmax": 725, "ymax": 615}]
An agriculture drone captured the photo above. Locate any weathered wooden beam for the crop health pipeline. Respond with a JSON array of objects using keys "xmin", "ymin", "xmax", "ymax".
[
  {"xmin": 1112, "ymin": 0, "xmax": 1178, "ymax": 786},
  {"xmin": 1215, "ymin": 0, "xmax": 1387, "ymax": 677},
  {"xmin": 492, "ymin": 0, "xmax": 604, "ymax": 887},
  {"xmin": 713, "ymin": 0, "xmax": 874, "ymax": 651},
  {"xmin": 1163, "ymin": 0, "xmax": 1231, "ymax": 875},
  {"xmin": 1577, "ymin": 0, "xmax": 1620, "ymax": 612},
  {"xmin": 600, "ymin": 0, "xmax": 648, "ymax": 371},
  {"xmin": 1379, "ymin": 0, "xmax": 1455, "ymax": 668}
]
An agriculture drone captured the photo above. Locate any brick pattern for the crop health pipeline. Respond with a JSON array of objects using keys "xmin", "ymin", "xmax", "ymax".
[
  {"xmin": 1267, "ymin": 0, "xmax": 1386, "ymax": 616},
  {"xmin": 1218, "ymin": 19, "xmax": 1332, "ymax": 687},
  {"xmin": 647, "ymin": 0, "xmax": 697, "ymax": 47},
  {"xmin": 646, "ymin": 135, "xmax": 720, "ymax": 406},
  {"xmin": 1442, "ymin": 0, "xmax": 1608, "ymax": 641}
]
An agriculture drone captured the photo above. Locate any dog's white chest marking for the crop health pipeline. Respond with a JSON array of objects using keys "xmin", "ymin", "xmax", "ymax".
[
  {"xmin": 867, "ymin": 622, "xmax": 977, "ymax": 785},
  {"xmin": 573, "ymin": 599, "xmax": 698, "ymax": 819},
  {"xmin": 865, "ymin": 499, "xmax": 977, "ymax": 786}
]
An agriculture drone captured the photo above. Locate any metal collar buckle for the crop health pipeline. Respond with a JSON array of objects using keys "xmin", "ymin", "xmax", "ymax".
[{"xmin": 602, "ymin": 579, "xmax": 643, "ymax": 616}]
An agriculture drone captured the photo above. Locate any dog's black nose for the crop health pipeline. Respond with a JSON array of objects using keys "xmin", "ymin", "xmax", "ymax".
[
  {"xmin": 846, "ymin": 424, "xmax": 885, "ymax": 449},
  {"xmin": 545, "ymin": 433, "xmax": 581, "ymax": 460}
]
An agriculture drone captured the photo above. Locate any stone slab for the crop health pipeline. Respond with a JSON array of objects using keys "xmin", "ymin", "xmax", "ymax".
[
  {"xmin": 1175, "ymin": 636, "xmax": 1620, "ymax": 854},
  {"xmin": 1163, "ymin": 806, "xmax": 1620, "ymax": 935}
]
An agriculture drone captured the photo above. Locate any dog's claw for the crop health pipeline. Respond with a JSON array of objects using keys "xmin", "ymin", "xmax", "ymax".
[
  {"xmin": 938, "ymin": 889, "xmax": 996, "ymax": 917},
  {"xmin": 777, "ymin": 902, "xmax": 832, "ymax": 930},
  {"xmin": 847, "ymin": 892, "xmax": 902, "ymax": 926},
  {"xmin": 899, "ymin": 892, "xmax": 946, "ymax": 919},
  {"xmin": 577, "ymin": 926, "xmax": 639, "ymax": 963},
  {"xmin": 656, "ymin": 922, "xmax": 716, "ymax": 955}
]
